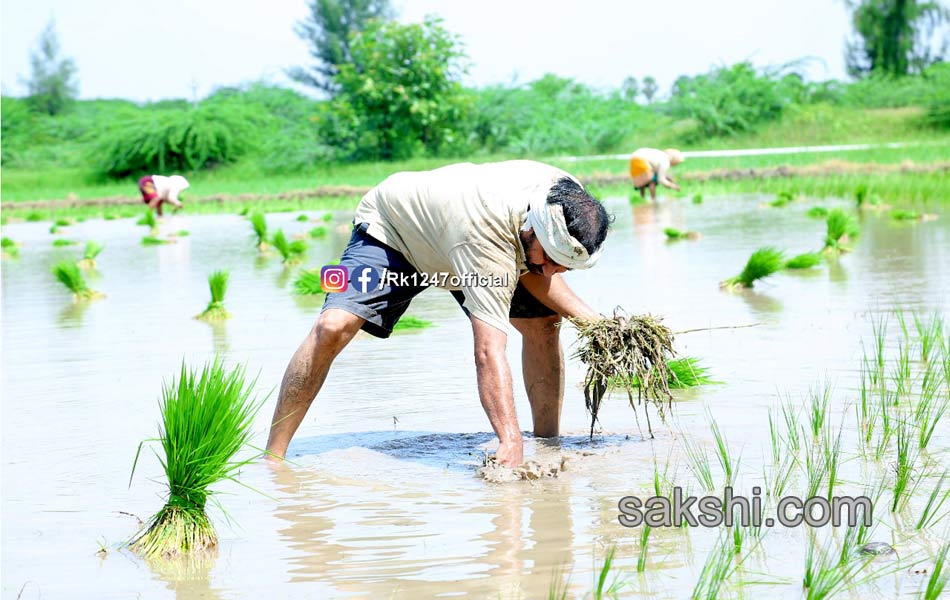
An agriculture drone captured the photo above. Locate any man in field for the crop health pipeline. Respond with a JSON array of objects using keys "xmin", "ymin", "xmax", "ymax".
[
  {"xmin": 630, "ymin": 148, "xmax": 684, "ymax": 201},
  {"xmin": 265, "ymin": 160, "xmax": 612, "ymax": 467},
  {"xmin": 138, "ymin": 174, "xmax": 189, "ymax": 216}
]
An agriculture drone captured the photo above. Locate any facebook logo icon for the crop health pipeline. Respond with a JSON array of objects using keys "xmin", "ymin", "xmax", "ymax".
[{"xmin": 351, "ymin": 264, "xmax": 381, "ymax": 293}]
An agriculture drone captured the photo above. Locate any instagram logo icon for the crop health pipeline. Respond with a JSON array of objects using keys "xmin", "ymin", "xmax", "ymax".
[{"xmin": 320, "ymin": 265, "xmax": 349, "ymax": 293}]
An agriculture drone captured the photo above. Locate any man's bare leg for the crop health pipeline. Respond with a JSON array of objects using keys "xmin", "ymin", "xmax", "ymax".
[
  {"xmin": 511, "ymin": 314, "xmax": 564, "ymax": 437},
  {"xmin": 265, "ymin": 308, "xmax": 365, "ymax": 459}
]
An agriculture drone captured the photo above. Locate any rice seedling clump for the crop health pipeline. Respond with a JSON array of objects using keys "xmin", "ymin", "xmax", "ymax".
[
  {"xmin": 52, "ymin": 260, "xmax": 104, "ymax": 301},
  {"xmin": 78, "ymin": 240, "xmax": 104, "ymax": 270},
  {"xmin": 692, "ymin": 193, "xmax": 703, "ymax": 204},
  {"xmin": 309, "ymin": 226, "xmax": 328, "ymax": 238},
  {"xmin": 52, "ymin": 239, "xmax": 78, "ymax": 247},
  {"xmin": 249, "ymin": 212, "xmax": 268, "ymax": 250},
  {"xmin": 2, "ymin": 237, "xmax": 20, "ymax": 258},
  {"xmin": 568, "ymin": 310, "xmax": 676, "ymax": 437},
  {"xmin": 142, "ymin": 236, "xmax": 174, "ymax": 245},
  {"xmin": 663, "ymin": 228, "xmax": 700, "ymax": 241},
  {"xmin": 769, "ymin": 191, "xmax": 795, "ymax": 208},
  {"xmin": 271, "ymin": 229, "xmax": 308, "ymax": 264},
  {"xmin": 721, "ymin": 247, "xmax": 785, "ymax": 289},
  {"xmin": 295, "ymin": 214, "xmax": 309, "ymax": 222},
  {"xmin": 137, "ymin": 210, "xmax": 159, "ymax": 234},
  {"xmin": 890, "ymin": 209, "xmax": 920, "ymax": 221},
  {"xmin": 196, "ymin": 270, "xmax": 231, "ymax": 321},
  {"xmin": 824, "ymin": 208, "xmax": 860, "ymax": 252},
  {"xmin": 128, "ymin": 358, "xmax": 263, "ymax": 559},
  {"xmin": 785, "ymin": 252, "xmax": 823, "ymax": 270},
  {"xmin": 806, "ymin": 206, "xmax": 829, "ymax": 218},
  {"xmin": 393, "ymin": 316, "xmax": 433, "ymax": 331},
  {"xmin": 609, "ymin": 356, "xmax": 716, "ymax": 389},
  {"xmin": 293, "ymin": 270, "xmax": 325, "ymax": 295}
]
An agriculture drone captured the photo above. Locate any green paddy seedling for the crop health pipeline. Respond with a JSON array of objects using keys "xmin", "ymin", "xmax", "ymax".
[
  {"xmin": 52, "ymin": 239, "xmax": 78, "ymax": 247},
  {"xmin": 271, "ymin": 229, "xmax": 307, "ymax": 265},
  {"xmin": 321, "ymin": 212, "xmax": 333, "ymax": 223},
  {"xmin": 1, "ymin": 237, "xmax": 18, "ymax": 258},
  {"xmin": 249, "ymin": 211, "xmax": 268, "ymax": 250},
  {"xmin": 914, "ymin": 311, "xmax": 944, "ymax": 363},
  {"xmin": 785, "ymin": 252, "xmax": 822, "ymax": 270},
  {"xmin": 195, "ymin": 270, "xmax": 231, "ymax": 321},
  {"xmin": 721, "ymin": 247, "xmax": 786, "ymax": 290},
  {"xmin": 692, "ymin": 193, "xmax": 703, "ymax": 204},
  {"xmin": 611, "ymin": 357, "xmax": 716, "ymax": 390},
  {"xmin": 769, "ymin": 190, "xmax": 795, "ymax": 207},
  {"xmin": 916, "ymin": 470, "xmax": 950, "ymax": 530},
  {"xmin": 915, "ymin": 367, "xmax": 947, "ymax": 450},
  {"xmin": 292, "ymin": 270, "xmax": 325, "ymax": 295},
  {"xmin": 680, "ymin": 435, "xmax": 715, "ymax": 491},
  {"xmin": 128, "ymin": 358, "xmax": 264, "ymax": 559},
  {"xmin": 855, "ymin": 184, "xmax": 869, "ymax": 208},
  {"xmin": 26, "ymin": 212, "xmax": 44, "ymax": 222},
  {"xmin": 393, "ymin": 316, "xmax": 433, "ymax": 331},
  {"xmin": 141, "ymin": 236, "xmax": 173, "ymax": 245},
  {"xmin": 708, "ymin": 411, "xmax": 738, "ymax": 487},
  {"xmin": 892, "ymin": 422, "xmax": 919, "ymax": 512},
  {"xmin": 137, "ymin": 210, "xmax": 159, "ymax": 234},
  {"xmin": 637, "ymin": 525, "xmax": 651, "ymax": 573},
  {"xmin": 823, "ymin": 209, "xmax": 860, "ymax": 252},
  {"xmin": 890, "ymin": 209, "xmax": 920, "ymax": 221},
  {"xmin": 309, "ymin": 226, "xmax": 328, "ymax": 238},
  {"xmin": 663, "ymin": 227, "xmax": 700, "ymax": 241},
  {"xmin": 295, "ymin": 214, "xmax": 309, "ymax": 222},
  {"xmin": 806, "ymin": 206, "xmax": 829, "ymax": 218},
  {"xmin": 52, "ymin": 260, "xmax": 104, "ymax": 301},
  {"xmin": 691, "ymin": 536, "xmax": 734, "ymax": 600},
  {"xmin": 924, "ymin": 543, "xmax": 950, "ymax": 600},
  {"xmin": 78, "ymin": 240, "xmax": 104, "ymax": 270}
]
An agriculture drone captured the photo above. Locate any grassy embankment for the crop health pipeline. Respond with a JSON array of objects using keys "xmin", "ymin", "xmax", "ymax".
[{"xmin": 2, "ymin": 105, "xmax": 947, "ymax": 222}]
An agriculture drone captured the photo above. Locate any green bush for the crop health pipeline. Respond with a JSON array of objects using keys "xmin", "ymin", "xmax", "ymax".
[
  {"xmin": 667, "ymin": 62, "xmax": 806, "ymax": 139},
  {"xmin": 95, "ymin": 104, "xmax": 259, "ymax": 177},
  {"xmin": 922, "ymin": 64, "xmax": 950, "ymax": 129}
]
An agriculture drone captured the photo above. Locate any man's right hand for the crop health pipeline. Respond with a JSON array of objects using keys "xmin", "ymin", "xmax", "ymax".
[{"xmin": 495, "ymin": 438, "xmax": 524, "ymax": 467}]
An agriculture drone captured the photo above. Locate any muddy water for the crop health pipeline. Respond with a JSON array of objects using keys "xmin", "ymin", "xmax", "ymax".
[{"xmin": 2, "ymin": 198, "xmax": 949, "ymax": 599}]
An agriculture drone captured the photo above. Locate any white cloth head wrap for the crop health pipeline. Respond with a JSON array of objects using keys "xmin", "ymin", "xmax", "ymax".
[{"xmin": 523, "ymin": 189, "xmax": 603, "ymax": 270}]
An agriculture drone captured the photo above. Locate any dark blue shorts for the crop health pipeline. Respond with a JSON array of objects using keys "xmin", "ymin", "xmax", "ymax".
[{"xmin": 321, "ymin": 223, "xmax": 556, "ymax": 338}]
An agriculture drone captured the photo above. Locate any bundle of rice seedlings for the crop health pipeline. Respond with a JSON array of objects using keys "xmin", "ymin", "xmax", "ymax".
[
  {"xmin": 52, "ymin": 239, "xmax": 78, "ymax": 247},
  {"xmin": 142, "ymin": 236, "xmax": 174, "ymax": 245},
  {"xmin": 720, "ymin": 247, "xmax": 785, "ymax": 289},
  {"xmin": 321, "ymin": 213, "xmax": 333, "ymax": 223},
  {"xmin": 55, "ymin": 218, "xmax": 72, "ymax": 227},
  {"xmin": 249, "ymin": 212, "xmax": 268, "ymax": 250},
  {"xmin": 891, "ymin": 209, "xmax": 920, "ymax": 221},
  {"xmin": 692, "ymin": 193, "xmax": 703, "ymax": 204},
  {"xmin": 295, "ymin": 214, "xmax": 309, "ymax": 222},
  {"xmin": 128, "ymin": 358, "xmax": 263, "ymax": 559},
  {"xmin": 823, "ymin": 209, "xmax": 859, "ymax": 252},
  {"xmin": 568, "ymin": 309, "xmax": 676, "ymax": 437},
  {"xmin": 52, "ymin": 260, "xmax": 104, "ymax": 301},
  {"xmin": 610, "ymin": 357, "xmax": 716, "ymax": 389},
  {"xmin": 50, "ymin": 225, "xmax": 60, "ymax": 234},
  {"xmin": 137, "ymin": 210, "xmax": 159, "ymax": 234},
  {"xmin": 768, "ymin": 191, "xmax": 795, "ymax": 208},
  {"xmin": 26, "ymin": 212, "xmax": 44, "ymax": 222},
  {"xmin": 394, "ymin": 316, "xmax": 433, "ymax": 331},
  {"xmin": 195, "ymin": 270, "xmax": 231, "ymax": 321},
  {"xmin": 309, "ymin": 226, "xmax": 328, "ymax": 238},
  {"xmin": 785, "ymin": 252, "xmax": 823, "ymax": 270},
  {"xmin": 664, "ymin": 227, "xmax": 700, "ymax": 241},
  {"xmin": 806, "ymin": 206, "xmax": 829, "ymax": 219},
  {"xmin": 78, "ymin": 240, "xmax": 104, "ymax": 270},
  {"xmin": 176, "ymin": 230, "xmax": 190, "ymax": 237},
  {"xmin": 1, "ymin": 237, "xmax": 19, "ymax": 258},
  {"xmin": 855, "ymin": 184, "xmax": 868, "ymax": 207},
  {"xmin": 271, "ymin": 229, "xmax": 308, "ymax": 264},
  {"xmin": 292, "ymin": 269, "xmax": 325, "ymax": 295}
]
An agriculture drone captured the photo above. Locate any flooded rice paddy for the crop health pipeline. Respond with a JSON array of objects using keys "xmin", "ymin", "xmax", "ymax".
[{"xmin": 2, "ymin": 194, "xmax": 949, "ymax": 598}]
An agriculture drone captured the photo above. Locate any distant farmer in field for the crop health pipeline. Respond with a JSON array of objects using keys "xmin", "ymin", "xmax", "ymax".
[
  {"xmin": 265, "ymin": 160, "xmax": 612, "ymax": 468},
  {"xmin": 630, "ymin": 148, "xmax": 684, "ymax": 201},
  {"xmin": 138, "ymin": 174, "xmax": 189, "ymax": 216}
]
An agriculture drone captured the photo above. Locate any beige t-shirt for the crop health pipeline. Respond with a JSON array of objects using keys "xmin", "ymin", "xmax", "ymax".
[
  {"xmin": 631, "ymin": 148, "xmax": 673, "ymax": 186},
  {"xmin": 353, "ymin": 160, "xmax": 576, "ymax": 333}
]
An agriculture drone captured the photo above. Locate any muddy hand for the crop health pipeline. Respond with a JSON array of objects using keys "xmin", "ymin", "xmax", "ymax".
[{"xmin": 495, "ymin": 439, "xmax": 524, "ymax": 467}]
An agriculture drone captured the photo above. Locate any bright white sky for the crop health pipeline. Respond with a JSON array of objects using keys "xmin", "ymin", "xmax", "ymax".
[{"xmin": 2, "ymin": 0, "xmax": 856, "ymax": 103}]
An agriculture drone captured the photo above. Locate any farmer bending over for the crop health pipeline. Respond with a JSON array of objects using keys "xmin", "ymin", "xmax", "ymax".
[
  {"xmin": 630, "ymin": 148, "xmax": 684, "ymax": 201},
  {"xmin": 138, "ymin": 174, "xmax": 189, "ymax": 216},
  {"xmin": 265, "ymin": 160, "xmax": 612, "ymax": 467}
]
